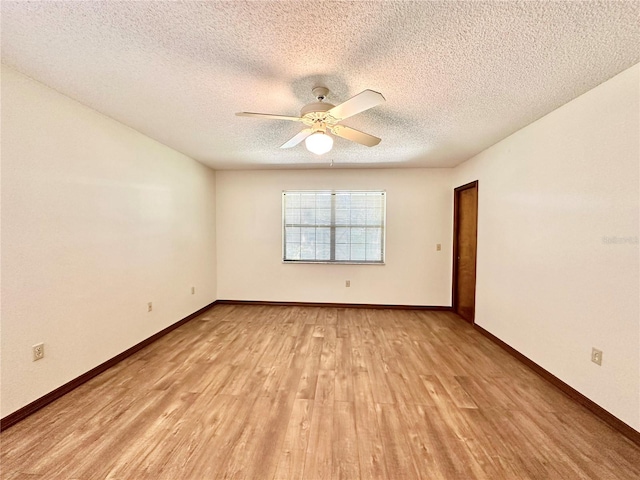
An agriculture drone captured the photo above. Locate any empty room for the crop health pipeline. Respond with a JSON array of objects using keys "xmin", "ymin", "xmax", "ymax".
[{"xmin": 1, "ymin": 1, "xmax": 639, "ymax": 479}]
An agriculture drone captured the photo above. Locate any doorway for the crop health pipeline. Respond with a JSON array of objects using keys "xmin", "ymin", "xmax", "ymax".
[{"xmin": 452, "ymin": 181, "xmax": 478, "ymax": 323}]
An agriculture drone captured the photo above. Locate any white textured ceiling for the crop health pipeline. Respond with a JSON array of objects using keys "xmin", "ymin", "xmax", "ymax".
[{"xmin": 2, "ymin": 1, "xmax": 639, "ymax": 169}]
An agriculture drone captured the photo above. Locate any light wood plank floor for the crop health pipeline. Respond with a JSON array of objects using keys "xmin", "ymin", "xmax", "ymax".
[{"xmin": 1, "ymin": 305, "xmax": 639, "ymax": 479}]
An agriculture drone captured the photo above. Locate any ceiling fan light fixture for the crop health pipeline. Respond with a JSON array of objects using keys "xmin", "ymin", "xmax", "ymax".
[
  {"xmin": 305, "ymin": 132, "xmax": 333, "ymax": 155},
  {"xmin": 237, "ymin": 87, "xmax": 385, "ymax": 156}
]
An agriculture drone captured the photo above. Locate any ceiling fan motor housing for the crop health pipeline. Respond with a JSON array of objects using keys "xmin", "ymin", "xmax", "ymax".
[{"xmin": 300, "ymin": 102, "xmax": 335, "ymax": 117}]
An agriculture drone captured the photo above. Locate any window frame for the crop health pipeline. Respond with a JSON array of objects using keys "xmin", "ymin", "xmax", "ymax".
[{"xmin": 281, "ymin": 189, "xmax": 386, "ymax": 265}]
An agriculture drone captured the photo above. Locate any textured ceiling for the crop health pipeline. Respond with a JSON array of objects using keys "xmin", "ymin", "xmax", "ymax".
[{"xmin": 2, "ymin": 1, "xmax": 639, "ymax": 170}]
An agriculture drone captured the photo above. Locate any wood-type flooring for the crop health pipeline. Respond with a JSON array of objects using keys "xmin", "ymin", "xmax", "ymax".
[{"xmin": 2, "ymin": 305, "xmax": 639, "ymax": 479}]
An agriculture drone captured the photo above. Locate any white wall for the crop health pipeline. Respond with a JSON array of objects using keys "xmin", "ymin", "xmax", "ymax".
[
  {"xmin": 216, "ymin": 168, "xmax": 453, "ymax": 306},
  {"xmin": 0, "ymin": 66, "xmax": 217, "ymax": 417},
  {"xmin": 453, "ymin": 64, "xmax": 640, "ymax": 430}
]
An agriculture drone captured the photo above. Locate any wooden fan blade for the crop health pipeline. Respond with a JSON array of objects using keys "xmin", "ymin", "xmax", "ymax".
[
  {"xmin": 280, "ymin": 129, "xmax": 314, "ymax": 148},
  {"xmin": 331, "ymin": 125, "xmax": 381, "ymax": 147},
  {"xmin": 236, "ymin": 112, "xmax": 303, "ymax": 121},
  {"xmin": 327, "ymin": 89, "xmax": 385, "ymax": 121}
]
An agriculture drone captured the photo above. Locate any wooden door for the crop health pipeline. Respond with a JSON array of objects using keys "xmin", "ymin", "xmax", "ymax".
[{"xmin": 453, "ymin": 181, "xmax": 478, "ymax": 323}]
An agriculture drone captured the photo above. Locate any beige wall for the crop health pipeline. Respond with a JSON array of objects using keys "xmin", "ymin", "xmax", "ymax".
[
  {"xmin": 0, "ymin": 66, "xmax": 218, "ymax": 417},
  {"xmin": 453, "ymin": 64, "xmax": 640, "ymax": 430},
  {"xmin": 216, "ymin": 168, "xmax": 453, "ymax": 306}
]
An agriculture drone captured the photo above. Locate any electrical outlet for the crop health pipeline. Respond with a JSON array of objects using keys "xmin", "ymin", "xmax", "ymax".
[
  {"xmin": 591, "ymin": 348, "xmax": 603, "ymax": 366},
  {"xmin": 346, "ymin": 280, "xmax": 351, "ymax": 287},
  {"xmin": 148, "ymin": 302, "xmax": 153, "ymax": 312},
  {"xmin": 436, "ymin": 243, "xmax": 442, "ymax": 251},
  {"xmin": 191, "ymin": 286, "xmax": 195, "ymax": 295},
  {"xmin": 33, "ymin": 343, "xmax": 44, "ymax": 361}
]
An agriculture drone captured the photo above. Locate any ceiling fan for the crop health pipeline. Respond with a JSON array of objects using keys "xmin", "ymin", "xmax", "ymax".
[{"xmin": 236, "ymin": 87, "xmax": 385, "ymax": 155}]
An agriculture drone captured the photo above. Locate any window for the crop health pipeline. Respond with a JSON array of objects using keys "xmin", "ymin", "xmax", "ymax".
[{"xmin": 283, "ymin": 190, "xmax": 386, "ymax": 264}]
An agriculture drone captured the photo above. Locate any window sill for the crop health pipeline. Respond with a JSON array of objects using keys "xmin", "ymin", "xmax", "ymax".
[{"xmin": 282, "ymin": 260, "xmax": 385, "ymax": 265}]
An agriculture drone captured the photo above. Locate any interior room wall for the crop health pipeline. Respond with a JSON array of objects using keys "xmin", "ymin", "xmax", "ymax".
[
  {"xmin": 452, "ymin": 64, "xmax": 640, "ymax": 431},
  {"xmin": 216, "ymin": 168, "xmax": 453, "ymax": 306},
  {"xmin": 0, "ymin": 66, "xmax": 218, "ymax": 418}
]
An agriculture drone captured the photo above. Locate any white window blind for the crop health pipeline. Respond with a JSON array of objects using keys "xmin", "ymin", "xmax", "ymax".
[{"xmin": 282, "ymin": 190, "xmax": 386, "ymax": 264}]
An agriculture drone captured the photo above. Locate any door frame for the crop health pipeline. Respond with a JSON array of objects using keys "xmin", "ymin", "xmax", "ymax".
[{"xmin": 452, "ymin": 180, "xmax": 479, "ymax": 323}]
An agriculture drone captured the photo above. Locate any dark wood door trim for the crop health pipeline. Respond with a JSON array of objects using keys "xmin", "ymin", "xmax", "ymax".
[{"xmin": 452, "ymin": 180, "xmax": 479, "ymax": 323}]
